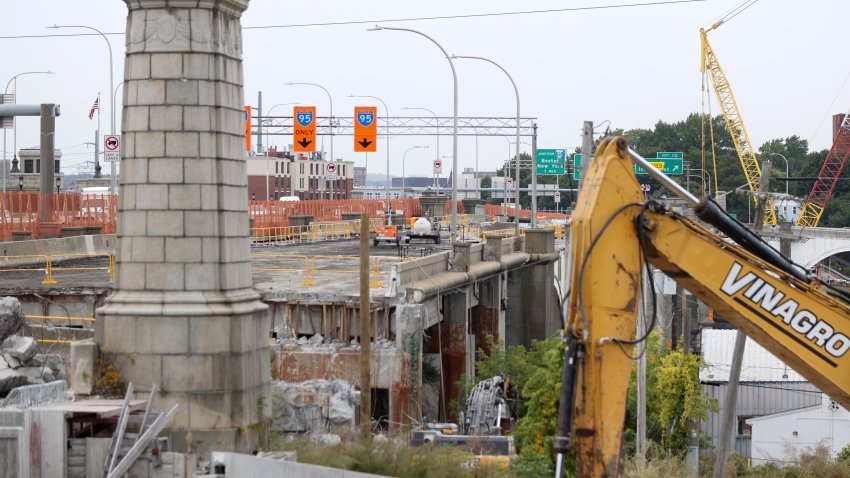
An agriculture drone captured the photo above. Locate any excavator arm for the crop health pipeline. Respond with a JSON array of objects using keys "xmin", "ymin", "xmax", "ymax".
[{"xmin": 555, "ymin": 137, "xmax": 850, "ymax": 477}]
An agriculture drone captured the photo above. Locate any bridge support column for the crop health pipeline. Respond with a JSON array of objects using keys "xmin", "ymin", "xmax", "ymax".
[
  {"xmin": 507, "ymin": 229, "xmax": 559, "ymax": 347},
  {"xmin": 440, "ymin": 291, "xmax": 469, "ymax": 422},
  {"xmin": 98, "ymin": 0, "xmax": 269, "ymax": 457}
]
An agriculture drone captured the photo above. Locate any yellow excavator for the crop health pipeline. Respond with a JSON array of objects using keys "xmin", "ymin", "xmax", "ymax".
[{"xmin": 554, "ymin": 137, "xmax": 850, "ymax": 477}]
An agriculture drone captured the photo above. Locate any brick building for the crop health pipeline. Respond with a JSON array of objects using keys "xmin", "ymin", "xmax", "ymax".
[{"xmin": 247, "ymin": 147, "xmax": 355, "ymax": 200}]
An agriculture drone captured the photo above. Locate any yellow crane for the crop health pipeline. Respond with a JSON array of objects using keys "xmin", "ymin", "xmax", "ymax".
[{"xmin": 701, "ymin": 20, "xmax": 778, "ymax": 225}]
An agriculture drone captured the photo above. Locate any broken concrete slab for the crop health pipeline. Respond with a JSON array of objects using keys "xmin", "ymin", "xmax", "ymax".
[
  {"xmin": 0, "ymin": 297, "xmax": 24, "ymax": 345},
  {"xmin": 2, "ymin": 353, "xmax": 19, "ymax": 369},
  {"xmin": 1, "ymin": 335, "xmax": 37, "ymax": 362},
  {"xmin": 69, "ymin": 340, "xmax": 97, "ymax": 396},
  {"xmin": 0, "ymin": 368, "xmax": 28, "ymax": 393},
  {"xmin": 17, "ymin": 367, "xmax": 51, "ymax": 384},
  {"xmin": 271, "ymin": 379, "xmax": 360, "ymax": 435}
]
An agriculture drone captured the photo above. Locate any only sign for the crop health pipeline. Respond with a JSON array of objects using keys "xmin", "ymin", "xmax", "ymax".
[{"xmin": 433, "ymin": 159, "xmax": 442, "ymax": 174}]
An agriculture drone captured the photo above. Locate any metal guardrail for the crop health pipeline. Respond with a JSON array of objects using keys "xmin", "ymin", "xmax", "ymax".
[
  {"xmin": 0, "ymin": 253, "xmax": 114, "ymax": 285},
  {"xmin": 251, "ymin": 253, "xmax": 408, "ymax": 288}
]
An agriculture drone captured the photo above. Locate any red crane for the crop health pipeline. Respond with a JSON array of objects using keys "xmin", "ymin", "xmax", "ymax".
[{"xmin": 797, "ymin": 110, "xmax": 850, "ymax": 227}]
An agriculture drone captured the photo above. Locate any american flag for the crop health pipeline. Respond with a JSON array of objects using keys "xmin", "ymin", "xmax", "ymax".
[{"xmin": 88, "ymin": 96, "xmax": 99, "ymax": 120}]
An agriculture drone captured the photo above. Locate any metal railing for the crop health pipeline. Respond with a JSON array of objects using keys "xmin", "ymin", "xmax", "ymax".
[
  {"xmin": 252, "ymin": 253, "xmax": 408, "ymax": 288},
  {"xmin": 0, "ymin": 253, "xmax": 114, "ymax": 285}
]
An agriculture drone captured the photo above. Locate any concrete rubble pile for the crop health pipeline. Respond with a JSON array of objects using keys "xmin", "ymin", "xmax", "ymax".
[
  {"xmin": 271, "ymin": 378, "xmax": 361, "ymax": 440},
  {"xmin": 0, "ymin": 297, "xmax": 65, "ymax": 394},
  {"xmin": 277, "ymin": 332, "xmax": 395, "ymax": 350}
]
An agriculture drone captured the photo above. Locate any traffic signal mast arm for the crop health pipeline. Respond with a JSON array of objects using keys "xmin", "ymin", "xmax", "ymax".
[
  {"xmin": 796, "ymin": 108, "xmax": 850, "ymax": 227},
  {"xmin": 556, "ymin": 137, "xmax": 850, "ymax": 477},
  {"xmin": 700, "ymin": 23, "xmax": 778, "ymax": 225}
]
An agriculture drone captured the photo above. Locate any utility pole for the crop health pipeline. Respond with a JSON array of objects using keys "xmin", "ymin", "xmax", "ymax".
[
  {"xmin": 636, "ymin": 266, "xmax": 648, "ymax": 459},
  {"xmin": 714, "ymin": 161, "xmax": 771, "ymax": 478},
  {"xmin": 578, "ymin": 121, "xmax": 593, "ymax": 191},
  {"xmin": 359, "ymin": 213, "xmax": 372, "ymax": 442}
]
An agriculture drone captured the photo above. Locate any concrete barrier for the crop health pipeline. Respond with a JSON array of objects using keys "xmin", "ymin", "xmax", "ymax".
[{"xmin": 0, "ymin": 234, "xmax": 115, "ymax": 266}]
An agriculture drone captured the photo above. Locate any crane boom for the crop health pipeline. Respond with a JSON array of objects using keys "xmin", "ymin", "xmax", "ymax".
[
  {"xmin": 796, "ymin": 110, "xmax": 850, "ymax": 227},
  {"xmin": 701, "ymin": 25, "xmax": 778, "ymax": 225}
]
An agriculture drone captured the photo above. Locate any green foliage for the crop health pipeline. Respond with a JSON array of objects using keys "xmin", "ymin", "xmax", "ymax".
[
  {"xmin": 480, "ymin": 176, "xmax": 492, "ymax": 200},
  {"xmin": 656, "ymin": 349, "xmax": 717, "ymax": 453},
  {"xmin": 280, "ymin": 439, "xmax": 495, "ymax": 477},
  {"xmin": 838, "ymin": 442, "xmax": 850, "ymax": 464}
]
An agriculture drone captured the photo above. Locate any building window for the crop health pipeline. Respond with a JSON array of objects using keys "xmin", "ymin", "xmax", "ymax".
[
  {"xmin": 737, "ymin": 416, "xmax": 753, "ymax": 436},
  {"xmin": 300, "ymin": 178, "xmax": 304, "ymax": 189},
  {"xmin": 24, "ymin": 159, "xmax": 34, "ymax": 174},
  {"xmin": 300, "ymin": 163, "xmax": 304, "ymax": 174}
]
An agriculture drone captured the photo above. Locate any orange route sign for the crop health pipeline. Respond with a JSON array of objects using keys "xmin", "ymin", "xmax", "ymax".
[
  {"xmin": 293, "ymin": 106, "xmax": 316, "ymax": 152},
  {"xmin": 244, "ymin": 105, "xmax": 251, "ymax": 152},
  {"xmin": 353, "ymin": 106, "xmax": 377, "ymax": 152}
]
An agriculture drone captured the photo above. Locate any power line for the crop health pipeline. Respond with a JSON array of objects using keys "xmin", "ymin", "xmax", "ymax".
[{"xmin": 0, "ymin": 0, "xmax": 706, "ymax": 40}]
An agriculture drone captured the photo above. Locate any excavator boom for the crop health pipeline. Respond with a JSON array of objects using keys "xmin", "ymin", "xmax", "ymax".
[{"xmin": 558, "ymin": 137, "xmax": 850, "ymax": 477}]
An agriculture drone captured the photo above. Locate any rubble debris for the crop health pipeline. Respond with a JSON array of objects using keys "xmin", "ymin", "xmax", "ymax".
[
  {"xmin": 272, "ymin": 379, "xmax": 360, "ymax": 436},
  {"xmin": 0, "ymin": 334, "xmax": 67, "ymax": 395},
  {"xmin": 0, "ymin": 368, "xmax": 28, "ymax": 393},
  {"xmin": 0, "ymin": 297, "xmax": 24, "ymax": 344},
  {"xmin": 2, "ymin": 335, "xmax": 37, "ymax": 362}
]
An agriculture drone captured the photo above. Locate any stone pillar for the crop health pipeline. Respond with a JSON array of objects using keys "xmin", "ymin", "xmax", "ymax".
[{"xmin": 98, "ymin": 0, "xmax": 269, "ymax": 456}]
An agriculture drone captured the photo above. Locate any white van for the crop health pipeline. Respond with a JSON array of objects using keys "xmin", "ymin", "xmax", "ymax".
[{"xmin": 279, "ymin": 196, "xmax": 300, "ymax": 202}]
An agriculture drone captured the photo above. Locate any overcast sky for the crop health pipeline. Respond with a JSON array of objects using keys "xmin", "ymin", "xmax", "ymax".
[{"xmin": 3, "ymin": 0, "xmax": 849, "ymax": 178}]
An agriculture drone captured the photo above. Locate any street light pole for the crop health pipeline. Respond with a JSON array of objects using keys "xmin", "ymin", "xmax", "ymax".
[
  {"xmin": 403, "ymin": 107, "xmax": 439, "ymax": 189},
  {"xmin": 402, "ymin": 145, "xmax": 429, "ymax": 198},
  {"xmin": 349, "ymin": 94, "xmax": 389, "ymax": 208},
  {"xmin": 49, "ymin": 24, "xmax": 114, "ymax": 189},
  {"xmin": 263, "ymin": 102, "xmax": 298, "ymax": 199},
  {"xmin": 286, "ymin": 82, "xmax": 334, "ymax": 199},
  {"xmin": 769, "ymin": 152, "xmax": 790, "ymax": 195},
  {"xmin": 452, "ymin": 55, "xmax": 521, "ymax": 233},
  {"xmin": 370, "ymin": 26, "xmax": 459, "ymax": 238},
  {"xmin": 3, "ymin": 70, "xmax": 53, "ymax": 193}
]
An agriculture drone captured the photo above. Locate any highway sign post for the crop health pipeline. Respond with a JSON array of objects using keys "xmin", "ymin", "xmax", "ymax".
[
  {"xmin": 326, "ymin": 162, "xmax": 337, "ymax": 180},
  {"xmin": 293, "ymin": 106, "xmax": 316, "ymax": 152},
  {"xmin": 433, "ymin": 159, "xmax": 442, "ymax": 174},
  {"xmin": 104, "ymin": 134, "xmax": 120, "ymax": 162},
  {"xmin": 536, "ymin": 148, "xmax": 566, "ymax": 175},
  {"xmin": 354, "ymin": 106, "xmax": 377, "ymax": 152}
]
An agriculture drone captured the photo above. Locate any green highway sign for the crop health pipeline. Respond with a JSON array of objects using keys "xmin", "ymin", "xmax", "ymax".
[
  {"xmin": 635, "ymin": 152, "xmax": 683, "ymax": 175},
  {"xmin": 574, "ymin": 152, "xmax": 683, "ymax": 179},
  {"xmin": 536, "ymin": 149, "xmax": 566, "ymax": 175},
  {"xmin": 573, "ymin": 154, "xmax": 584, "ymax": 180}
]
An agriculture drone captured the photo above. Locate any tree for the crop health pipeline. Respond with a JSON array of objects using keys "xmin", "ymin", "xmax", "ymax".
[{"xmin": 480, "ymin": 176, "xmax": 492, "ymax": 200}]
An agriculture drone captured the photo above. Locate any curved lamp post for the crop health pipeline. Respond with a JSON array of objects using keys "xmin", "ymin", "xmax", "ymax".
[{"xmin": 369, "ymin": 25, "xmax": 459, "ymax": 238}]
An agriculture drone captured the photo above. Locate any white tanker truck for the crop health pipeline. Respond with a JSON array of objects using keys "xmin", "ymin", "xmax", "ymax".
[{"xmin": 396, "ymin": 217, "xmax": 441, "ymax": 245}]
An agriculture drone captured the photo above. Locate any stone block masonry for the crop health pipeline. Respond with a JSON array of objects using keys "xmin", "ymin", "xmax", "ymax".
[{"xmin": 98, "ymin": 0, "xmax": 269, "ymax": 458}]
